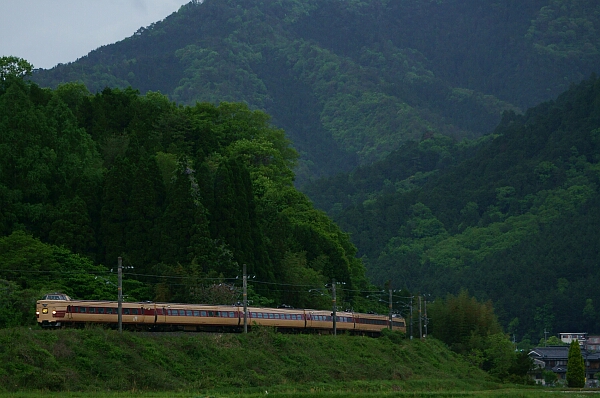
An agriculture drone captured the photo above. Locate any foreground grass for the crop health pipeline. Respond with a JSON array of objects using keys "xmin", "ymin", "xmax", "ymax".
[
  {"xmin": 1, "ymin": 389, "xmax": 599, "ymax": 398},
  {"xmin": 0, "ymin": 327, "xmax": 547, "ymax": 395}
]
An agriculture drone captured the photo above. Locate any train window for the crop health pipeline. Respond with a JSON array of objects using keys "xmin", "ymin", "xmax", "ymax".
[
  {"xmin": 257, "ymin": 313, "xmax": 263, "ymax": 318},
  {"xmin": 186, "ymin": 310, "xmax": 192, "ymax": 316},
  {"xmin": 124, "ymin": 308, "xmax": 130, "ymax": 315},
  {"xmin": 133, "ymin": 309, "xmax": 139, "ymax": 315},
  {"xmin": 193, "ymin": 311, "xmax": 199, "ymax": 316},
  {"xmin": 208, "ymin": 311, "xmax": 214, "ymax": 317},
  {"xmin": 201, "ymin": 311, "xmax": 207, "ymax": 317},
  {"xmin": 228, "ymin": 312, "xmax": 234, "ymax": 318},
  {"xmin": 268, "ymin": 313, "xmax": 274, "ymax": 319},
  {"xmin": 98, "ymin": 308, "xmax": 105, "ymax": 314},
  {"xmin": 88, "ymin": 308, "xmax": 96, "ymax": 314},
  {"xmin": 274, "ymin": 314, "xmax": 280, "ymax": 319}
]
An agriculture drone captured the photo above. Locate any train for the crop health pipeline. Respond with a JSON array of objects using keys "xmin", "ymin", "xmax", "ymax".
[{"xmin": 36, "ymin": 293, "xmax": 406, "ymax": 335}]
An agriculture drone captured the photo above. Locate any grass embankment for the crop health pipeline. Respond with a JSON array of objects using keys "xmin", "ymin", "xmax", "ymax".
[{"xmin": 0, "ymin": 327, "xmax": 520, "ymax": 395}]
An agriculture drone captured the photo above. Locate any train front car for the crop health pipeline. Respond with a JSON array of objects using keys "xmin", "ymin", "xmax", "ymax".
[{"xmin": 36, "ymin": 293, "xmax": 73, "ymax": 328}]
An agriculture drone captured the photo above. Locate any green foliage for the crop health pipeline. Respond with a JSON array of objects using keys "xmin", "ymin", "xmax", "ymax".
[
  {"xmin": 30, "ymin": 1, "xmax": 600, "ymax": 184},
  {"xmin": 0, "ymin": 65, "xmax": 372, "ymax": 322},
  {"xmin": 0, "ymin": 56, "xmax": 33, "ymax": 85},
  {"xmin": 429, "ymin": 290, "xmax": 502, "ymax": 355},
  {"xmin": 428, "ymin": 290, "xmax": 530, "ymax": 382},
  {"xmin": 308, "ymin": 75, "xmax": 600, "ymax": 339},
  {"xmin": 566, "ymin": 340, "xmax": 585, "ymax": 388},
  {"xmin": 0, "ymin": 232, "xmax": 116, "ymax": 310}
]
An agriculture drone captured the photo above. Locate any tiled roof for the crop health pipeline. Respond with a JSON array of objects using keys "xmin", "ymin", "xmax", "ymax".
[
  {"xmin": 529, "ymin": 346, "xmax": 600, "ymax": 361},
  {"xmin": 529, "ymin": 346, "xmax": 569, "ymax": 360}
]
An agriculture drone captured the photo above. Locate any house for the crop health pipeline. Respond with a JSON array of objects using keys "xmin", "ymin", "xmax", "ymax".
[
  {"xmin": 585, "ymin": 336, "xmax": 600, "ymax": 352},
  {"xmin": 529, "ymin": 346, "xmax": 600, "ymax": 386},
  {"xmin": 560, "ymin": 333, "xmax": 587, "ymax": 345}
]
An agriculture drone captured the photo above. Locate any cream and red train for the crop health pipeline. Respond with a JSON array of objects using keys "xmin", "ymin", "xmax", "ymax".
[{"xmin": 36, "ymin": 293, "xmax": 405, "ymax": 335}]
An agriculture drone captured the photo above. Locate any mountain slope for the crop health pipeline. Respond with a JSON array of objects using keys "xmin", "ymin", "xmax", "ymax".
[
  {"xmin": 306, "ymin": 75, "xmax": 600, "ymax": 340},
  {"xmin": 30, "ymin": 0, "xmax": 600, "ymax": 183}
]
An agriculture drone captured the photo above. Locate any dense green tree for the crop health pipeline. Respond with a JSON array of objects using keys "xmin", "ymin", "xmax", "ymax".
[
  {"xmin": 0, "ymin": 63, "xmax": 396, "ymax": 318},
  {"xmin": 429, "ymin": 290, "xmax": 503, "ymax": 355},
  {"xmin": 125, "ymin": 154, "xmax": 165, "ymax": 272},
  {"xmin": 566, "ymin": 340, "xmax": 585, "ymax": 388},
  {"xmin": 48, "ymin": 196, "xmax": 96, "ymax": 256},
  {"xmin": 100, "ymin": 157, "xmax": 132, "ymax": 265},
  {"xmin": 0, "ymin": 231, "xmax": 115, "ymax": 299},
  {"xmin": 0, "ymin": 56, "xmax": 32, "ymax": 87}
]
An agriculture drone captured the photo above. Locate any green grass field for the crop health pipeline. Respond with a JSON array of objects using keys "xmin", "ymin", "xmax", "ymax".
[{"xmin": 0, "ymin": 326, "xmax": 590, "ymax": 397}]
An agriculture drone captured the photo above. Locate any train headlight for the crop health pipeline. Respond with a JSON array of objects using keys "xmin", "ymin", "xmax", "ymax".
[
  {"xmin": 52, "ymin": 311, "xmax": 56, "ymax": 315},
  {"xmin": 42, "ymin": 308, "xmax": 48, "ymax": 314}
]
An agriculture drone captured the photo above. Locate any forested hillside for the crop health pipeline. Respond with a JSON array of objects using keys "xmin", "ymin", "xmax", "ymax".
[
  {"xmin": 30, "ymin": 0, "xmax": 600, "ymax": 183},
  {"xmin": 305, "ymin": 76, "xmax": 600, "ymax": 343},
  {"xmin": 13, "ymin": 0, "xmax": 600, "ymax": 344},
  {"xmin": 0, "ymin": 62, "xmax": 377, "ymax": 324}
]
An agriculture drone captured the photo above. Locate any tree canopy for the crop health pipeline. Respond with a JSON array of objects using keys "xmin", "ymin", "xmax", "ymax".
[{"xmin": 0, "ymin": 70, "xmax": 374, "ymax": 317}]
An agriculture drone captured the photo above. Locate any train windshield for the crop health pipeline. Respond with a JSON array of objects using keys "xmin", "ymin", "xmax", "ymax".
[{"xmin": 42, "ymin": 293, "xmax": 71, "ymax": 301}]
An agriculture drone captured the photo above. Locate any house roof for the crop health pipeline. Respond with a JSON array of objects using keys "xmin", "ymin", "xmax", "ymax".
[
  {"xmin": 529, "ymin": 346, "xmax": 600, "ymax": 361},
  {"xmin": 529, "ymin": 346, "xmax": 569, "ymax": 360}
]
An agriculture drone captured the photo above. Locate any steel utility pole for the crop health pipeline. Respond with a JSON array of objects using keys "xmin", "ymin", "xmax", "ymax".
[
  {"xmin": 243, "ymin": 264, "xmax": 248, "ymax": 333},
  {"xmin": 424, "ymin": 298, "xmax": 428, "ymax": 338},
  {"xmin": 118, "ymin": 256, "xmax": 122, "ymax": 333},
  {"xmin": 418, "ymin": 295, "xmax": 422, "ymax": 339},
  {"xmin": 388, "ymin": 289, "xmax": 393, "ymax": 330},
  {"xmin": 332, "ymin": 278, "xmax": 337, "ymax": 336},
  {"xmin": 409, "ymin": 298, "xmax": 413, "ymax": 339}
]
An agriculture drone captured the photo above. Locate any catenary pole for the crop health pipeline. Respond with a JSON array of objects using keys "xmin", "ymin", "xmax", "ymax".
[
  {"xmin": 118, "ymin": 257, "xmax": 122, "ymax": 333},
  {"xmin": 332, "ymin": 278, "xmax": 337, "ymax": 336},
  {"xmin": 243, "ymin": 264, "xmax": 248, "ymax": 333},
  {"xmin": 419, "ymin": 295, "xmax": 422, "ymax": 339},
  {"xmin": 389, "ymin": 289, "xmax": 393, "ymax": 330}
]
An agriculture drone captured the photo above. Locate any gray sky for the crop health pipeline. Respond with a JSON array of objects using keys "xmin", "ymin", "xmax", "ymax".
[{"xmin": 0, "ymin": 0, "xmax": 191, "ymax": 70}]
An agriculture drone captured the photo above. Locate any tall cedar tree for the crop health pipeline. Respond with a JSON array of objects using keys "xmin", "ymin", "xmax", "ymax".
[
  {"xmin": 125, "ymin": 154, "xmax": 165, "ymax": 272},
  {"xmin": 566, "ymin": 340, "xmax": 586, "ymax": 388},
  {"xmin": 48, "ymin": 196, "xmax": 96, "ymax": 257},
  {"xmin": 159, "ymin": 162, "xmax": 212, "ymax": 267},
  {"xmin": 100, "ymin": 157, "xmax": 132, "ymax": 266}
]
